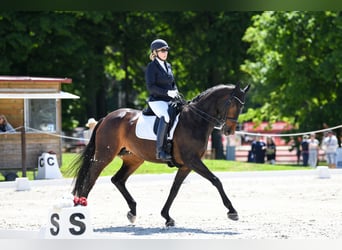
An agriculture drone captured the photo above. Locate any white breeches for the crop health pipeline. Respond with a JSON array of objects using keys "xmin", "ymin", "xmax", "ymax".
[{"xmin": 148, "ymin": 101, "xmax": 170, "ymax": 123}]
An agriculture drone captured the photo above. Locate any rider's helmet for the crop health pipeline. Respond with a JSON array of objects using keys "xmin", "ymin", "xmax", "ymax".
[{"xmin": 150, "ymin": 39, "xmax": 169, "ymax": 52}]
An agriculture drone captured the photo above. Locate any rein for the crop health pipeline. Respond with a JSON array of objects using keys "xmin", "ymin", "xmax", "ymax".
[{"xmin": 188, "ymin": 93, "xmax": 245, "ymax": 128}]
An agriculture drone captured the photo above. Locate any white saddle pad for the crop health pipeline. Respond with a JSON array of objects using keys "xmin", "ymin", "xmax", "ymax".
[{"xmin": 135, "ymin": 114, "xmax": 179, "ymax": 140}]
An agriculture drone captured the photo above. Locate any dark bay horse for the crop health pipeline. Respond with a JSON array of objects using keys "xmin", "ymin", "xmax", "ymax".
[{"xmin": 71, "ymin": 83, "xmax": 250, "ymax": 226}]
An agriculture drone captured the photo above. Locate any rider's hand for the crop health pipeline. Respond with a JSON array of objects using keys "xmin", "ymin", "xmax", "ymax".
[{"xmin": 167, "ymin": 90, "xmax": 178, "ymax": 98}]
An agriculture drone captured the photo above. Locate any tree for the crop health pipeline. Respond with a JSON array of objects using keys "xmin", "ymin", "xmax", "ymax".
[
  {"xmin": 159, "ymin": 12, "xmax": 254, "ymax": 158},
  {"xmin": 0, "ymin": 11, "xmax": 116, "ymax": 128},
  {"xmin": 241, "ymin": 11, "xmax": 342, "ymax": 134},
  {"xmin": 0, "ymin": 11, "xmax": 254, "ymax": 137},
  {"xmin": 104, "ymin": 12, "xmax": 166, "ymax": 110},
  {"xmin": 161, "ymin": 12, "xmax": 253, "ymax": 96}
]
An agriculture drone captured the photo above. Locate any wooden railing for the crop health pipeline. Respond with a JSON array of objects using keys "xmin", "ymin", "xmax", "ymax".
[{"xmin": 0, "ymin": 129, "xmax": 61, "ymax": 176}]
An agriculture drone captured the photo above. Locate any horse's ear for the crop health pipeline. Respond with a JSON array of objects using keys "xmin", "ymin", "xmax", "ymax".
[{"xmin": 243, "ymin": 84, "xmax": 251, "ymax": 93}]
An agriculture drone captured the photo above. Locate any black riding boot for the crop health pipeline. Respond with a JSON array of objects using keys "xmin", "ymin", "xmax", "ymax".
[{"xmin": 156, "ymin": 116, "xmax": 172, "ymax": 160}]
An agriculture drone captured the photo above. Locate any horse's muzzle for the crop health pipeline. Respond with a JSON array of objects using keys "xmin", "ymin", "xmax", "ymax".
[{"xmin": 222, "ymin": 123, "xmax": 236, "ymax": 136}]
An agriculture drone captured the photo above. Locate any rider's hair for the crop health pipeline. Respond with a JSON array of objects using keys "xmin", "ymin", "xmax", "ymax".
[{"xmin": 149, "ymin": 51, "xmax": 157, "ymax": 61}]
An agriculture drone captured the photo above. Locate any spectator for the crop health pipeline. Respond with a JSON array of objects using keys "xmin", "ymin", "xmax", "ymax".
[
  {"xmin": 266, "ymin": 136, "xmax": 276, "ymax": 164},
  {"xmin": 322, "ymin": 130, "xmax": 338, "ymax": 168},
  {"xmin": 247, "ymin": 150, "xmax": 255, "ymax": 162},
  {"xmin": 251, "ymin": 135, "xmax": 266, "ymax": 164},
  {"xmin": 301, "ymin": 135, "xmax": 309, "ymax": 166},
  {"xmin": 0, "ymin": 114, "xmax": 15, "ymax": 133},
  {"xmin": 288, "ymin": 136, "xmax": 302, "ymax": 165},
  {"xmin": 83, "ymin": 118, "xmax": 97, "ymax": 144},
  {"xmin": 308, "ymin": 133, "xmax": 320, "ymax": 168}
]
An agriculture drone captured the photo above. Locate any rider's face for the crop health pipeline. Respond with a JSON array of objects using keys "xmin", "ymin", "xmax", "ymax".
[{"xmin": 156, "ymin": 47, "xmax": 168, "ymax": 60}]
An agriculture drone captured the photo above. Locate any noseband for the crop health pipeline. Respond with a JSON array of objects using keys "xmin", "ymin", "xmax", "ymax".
[
  {"xmin": 223, "ymin": 95, "xmax": 245, "ymax": 121},
  {"xmin": 188, "ymin": 91, "xmax": 245, "ymax": 128}
]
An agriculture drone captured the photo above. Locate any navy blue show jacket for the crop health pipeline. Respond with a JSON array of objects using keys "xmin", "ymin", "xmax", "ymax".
[{"xmin": 145, "ymin": 59, "xmax": 178, "ymax": 102}]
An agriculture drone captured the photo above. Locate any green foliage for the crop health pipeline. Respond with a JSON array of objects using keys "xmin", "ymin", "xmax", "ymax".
[
  {"xmin": 163, "ymin": 12, "xmax": 253, "ymax": 97},
  {"xmin": 241, "ymin": 11, "xmax": 342, "ymax": 131},
  {"xmin": 2, "ymin": 11, "xmax": 341, "ymax": 134},
  {"xmin": 0, "ymin": 11, "xmax": 253, "ymax": 130}
]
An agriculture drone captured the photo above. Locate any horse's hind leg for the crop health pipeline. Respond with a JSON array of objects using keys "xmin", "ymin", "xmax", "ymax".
[
  {"xmin": 73, "ymin": 138, "xmax": 120, "ymax": 198},
  {"xmin": 75, "ymin": 155, "xmax": 115, "ymax": 198},
  {"xmin": 111, "ymin": 154, "xmax": 144, "ymax": 224}
]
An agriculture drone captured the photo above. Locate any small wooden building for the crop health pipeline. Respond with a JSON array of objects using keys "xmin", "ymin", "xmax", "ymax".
[{"xmin": 0, "ymin": 76, "xmax": 79, "ymax": 177}]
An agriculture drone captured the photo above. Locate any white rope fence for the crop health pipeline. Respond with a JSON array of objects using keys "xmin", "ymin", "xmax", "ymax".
[
  {"xmin": 5, "ymin": 123, "xmax": 341, "ymax": 143},
  {"xmin": 235, "ymin": 124, "xmax": 342, "ymax": 138},
  {"xmin": 7, "ymin": 126, "xmax": 89, "ymax": 142}
]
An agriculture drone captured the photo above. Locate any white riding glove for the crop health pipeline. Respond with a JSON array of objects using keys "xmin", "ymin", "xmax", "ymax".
[{"xmin": 167, "ymin": 90, "xmax": 178, "ymax": 98}]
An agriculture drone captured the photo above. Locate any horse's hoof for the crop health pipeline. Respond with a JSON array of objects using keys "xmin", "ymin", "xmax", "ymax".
[
  {"xmin": 165, "ymin": 219, "xmax": 175, "ymax": 227},
  {"xmin": 228, "ymin": 212, "xmax": 239, "ymax": 221},
  {"xmin": 127, "ymin": 211, "xmax": 136, "ymax": 224}
]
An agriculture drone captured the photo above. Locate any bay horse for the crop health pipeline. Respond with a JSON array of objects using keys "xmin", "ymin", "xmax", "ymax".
[{"xmin": 71, "ymin": 83, "xmax": 250, "ymax": 226}]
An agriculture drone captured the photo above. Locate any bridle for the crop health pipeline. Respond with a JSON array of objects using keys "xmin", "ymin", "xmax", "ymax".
[{"xmin": 188, "ymin": 90, "xmax": 245, "ymax": 129}]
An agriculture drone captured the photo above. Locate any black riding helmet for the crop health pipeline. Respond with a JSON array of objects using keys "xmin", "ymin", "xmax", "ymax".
[{"xmin": 150, "ymin": 39, "xmax": 169, "ymax": 51}]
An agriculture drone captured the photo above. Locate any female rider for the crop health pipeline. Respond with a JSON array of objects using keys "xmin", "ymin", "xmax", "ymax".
[{"xmin": 145, "ymin": 39, "xmax": 179, "ymax": 161}]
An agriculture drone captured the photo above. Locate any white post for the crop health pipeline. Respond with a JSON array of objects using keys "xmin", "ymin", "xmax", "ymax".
[
  {"xmin": 43, "ymin": 206, "xmax": 93, "ymax": 238},
  {"xmin": 36, "ymin": 152, "xmax": 63, "ymax": 179}
]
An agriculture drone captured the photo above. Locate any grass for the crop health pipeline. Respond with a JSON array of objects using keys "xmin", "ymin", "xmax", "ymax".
[
  {"xmin": 60, "ymin": 153, "xmax": 310, "ymax": 177},
  {"xmin": 1, "ymin": 153, "xmax": 310, "ymax": 181}
]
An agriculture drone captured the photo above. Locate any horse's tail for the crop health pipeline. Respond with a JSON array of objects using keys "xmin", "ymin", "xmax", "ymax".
[{"xmin": 70, "ymin": 118, "xmax": 103, "ymax": 197}]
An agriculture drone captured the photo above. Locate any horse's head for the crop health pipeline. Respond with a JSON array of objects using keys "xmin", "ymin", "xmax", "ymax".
[
  {"xmin": 188, "ymin": 83, "xmax": 250, "ymax": 136},
  {"xmin": 221, "ymin": 83, "xmax": 250, "ymax": 135}
]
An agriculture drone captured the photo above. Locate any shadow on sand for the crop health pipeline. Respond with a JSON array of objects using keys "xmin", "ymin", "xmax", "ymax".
[{"xmin": 94, "ymin": 225, "xmax": 240, "ymax": 237}]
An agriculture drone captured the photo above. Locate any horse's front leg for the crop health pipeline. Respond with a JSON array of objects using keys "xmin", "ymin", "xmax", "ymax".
[
  {"xmin": 161, "ymin": 167, "xmax": 191, "ymax": 227},
  {"xmin": 188, "ymin": 157, "xmax": 239, "ymax": 221}
]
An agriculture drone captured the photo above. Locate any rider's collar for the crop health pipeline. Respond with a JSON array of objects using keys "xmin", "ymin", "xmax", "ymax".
[{"xmin": 155, "ymin": 57, "xmax": 167, "ymax": 72}]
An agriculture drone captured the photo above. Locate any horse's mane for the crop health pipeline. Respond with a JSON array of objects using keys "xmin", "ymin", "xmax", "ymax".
[{"xmin": 190, "ymin": 84, "xmax": 235, "ymax": 103}]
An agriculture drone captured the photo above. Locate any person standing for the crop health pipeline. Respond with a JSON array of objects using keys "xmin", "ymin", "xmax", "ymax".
[
  {"xmin": 83, "ymin": 118, "xmax": 98, "ymax": 144},
  {"xmin": 288, "ymin": 136, "xmax": 302, "ymax": 165},
  {"xmin": 308, "ymin": 133, "xmax": 320, "ymax": 168},
  {"xmin": 265, "ymin": 136, "xmax": 276, "ymax": 164},
  {"xmin": 323, "ymin": 130, "xmax": 338, "ymax": 168},
  {"xmin": 145, "ymin": 39, "xmax": 180, "ymax": 161},
  {"xmin": 251, "ymin": 135, "xmax": 266, "ymax": 164},
  {"xmin": 301, "ymin": 135, "xmax": 309, "ymax": 166}
]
